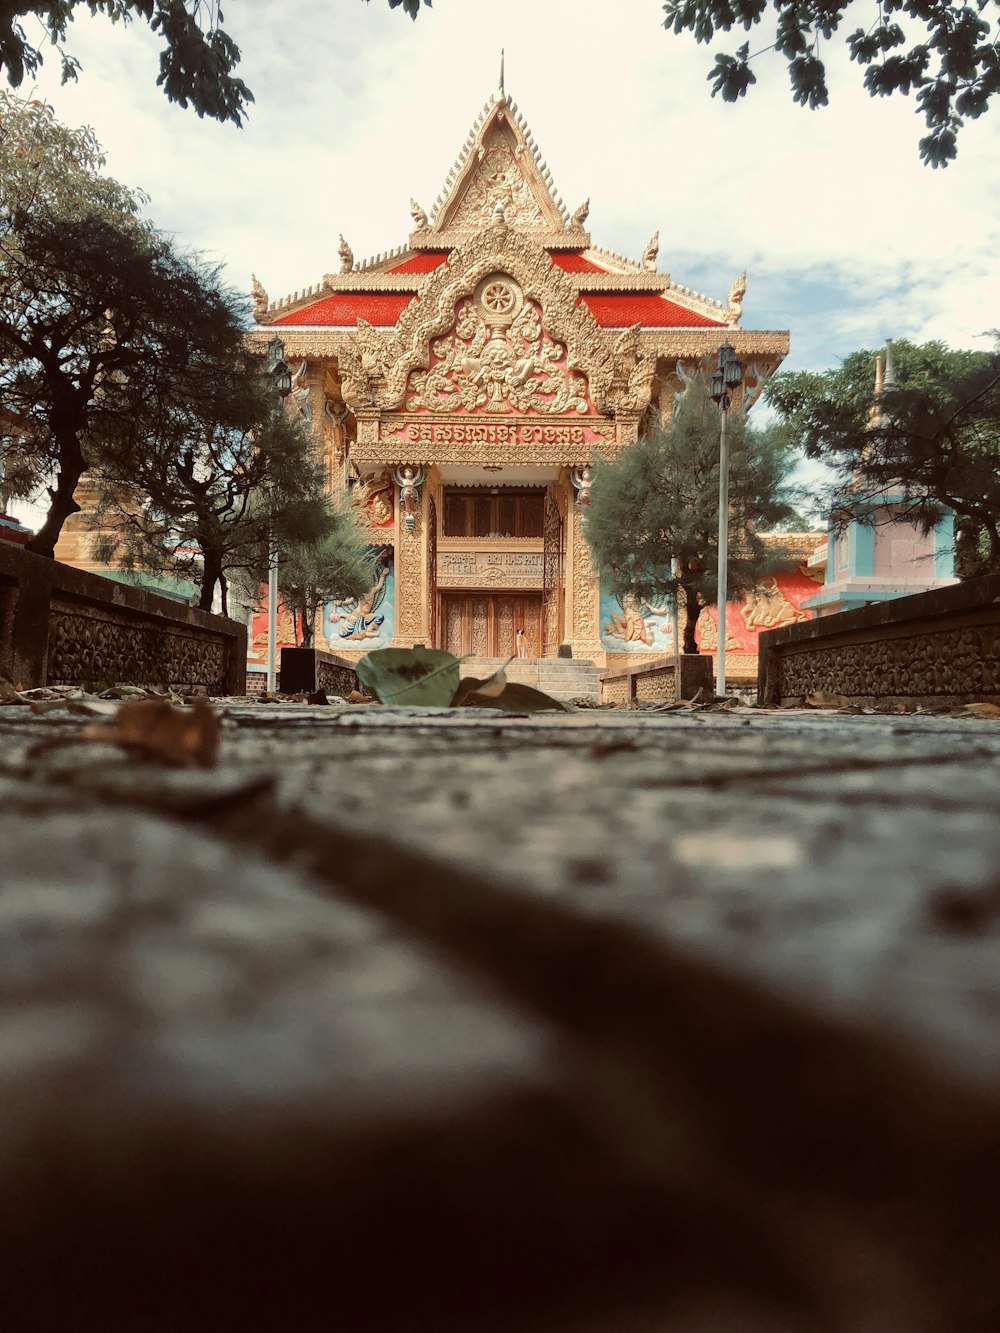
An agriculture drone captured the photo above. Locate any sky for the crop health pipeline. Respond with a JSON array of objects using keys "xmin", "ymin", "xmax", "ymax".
[{"xmin": 8, "ymin": 0, "xmax": 1000, "ymax": 523}]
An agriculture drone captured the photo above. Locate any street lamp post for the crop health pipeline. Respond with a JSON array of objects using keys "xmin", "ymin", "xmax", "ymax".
[
  {"xmin": 266, "ymin": 336, "xmax": 293, "ymax": 694},
  {"xmin": 710, "ymin": 342, "xmax": 744, "ymax": 699}
]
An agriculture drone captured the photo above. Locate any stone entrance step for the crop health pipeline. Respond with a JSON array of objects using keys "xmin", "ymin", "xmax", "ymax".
[{"xmin": 458, "ymin": 656, "xmax": 602, "ymax": 701}]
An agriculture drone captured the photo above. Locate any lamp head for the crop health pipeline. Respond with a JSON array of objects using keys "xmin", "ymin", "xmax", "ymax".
[
  {"xmin": 274, "ymin": 360, "xmax": 293, "ymax": 398},
  {"xmin": 266, "ymin": 334, "xmax": 285, "ymax": 371}
]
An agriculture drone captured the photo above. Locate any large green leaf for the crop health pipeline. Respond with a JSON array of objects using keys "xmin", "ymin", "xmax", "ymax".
[{"xmin": 356, "ymin": 648, "xmax": 463, "ymax": 707}]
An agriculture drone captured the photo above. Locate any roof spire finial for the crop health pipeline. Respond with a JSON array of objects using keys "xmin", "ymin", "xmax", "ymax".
[
  {"xmin": 499, "ymin": 49, "xmax": 505, "ymax": 97},
  {"xmin": 884, "ymin": 337, "xmax": 896, "ymax": 389}
]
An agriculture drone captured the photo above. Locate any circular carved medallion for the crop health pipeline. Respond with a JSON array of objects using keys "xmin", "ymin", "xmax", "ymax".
[
  {"xmin": 481, "ymin": 280, "xmax": 517, "ymax": 315},
  {"xmin": 474, "ymin": 273, "xmax": 523, "ymax": 331}
]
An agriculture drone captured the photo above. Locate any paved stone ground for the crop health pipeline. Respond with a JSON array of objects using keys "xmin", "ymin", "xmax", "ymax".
[{"xmin": 1, "ymin": 702, "xmax": 999, "ymax": 1331}]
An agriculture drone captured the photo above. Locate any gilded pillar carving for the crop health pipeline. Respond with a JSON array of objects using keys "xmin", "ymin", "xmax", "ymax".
[
  {"xmin": 568, "ymin": 500, "xmax": 603, "ymax": 663},
  {"xmin": 393, "ymin": 507, "xmax": 428, "ymax": 647}
]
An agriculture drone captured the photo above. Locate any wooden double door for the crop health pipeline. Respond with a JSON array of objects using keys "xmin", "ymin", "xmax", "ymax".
[{"xmin": 442, "ymin": 593, "xmax": 543, "ymax": 658}]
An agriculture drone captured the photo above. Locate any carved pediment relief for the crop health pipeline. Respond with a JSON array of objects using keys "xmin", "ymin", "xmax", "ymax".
[
  {"xmin": 338, "ymin": 224, "xmax": 654, "ymax": 419},
  {"xmin": 406, "ymin": 274, "xmax": 589, "ymax": 416},
  {"xmin": 431, "ymin": 97, "xmax": 568, "ymax": 237},
  {"xmin": 447, "ymin": 128, "xmax": 546, "ymax": 230}
]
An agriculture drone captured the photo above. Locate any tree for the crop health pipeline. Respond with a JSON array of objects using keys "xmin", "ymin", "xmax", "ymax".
[
  {"xmin": 276, "ymin": 513, "xmax": 372, "ymax": 649},
  {"xmin": 1, "ymin": 92, "xmax": 152, "ymax": 548},
  {"xmin": 0, "ymin": 207, "xmax": 253, "ymax": 558},
  {"xmin": 0, "ymin": 91, "xmax": 146, "ymax": 230},
  {"xmin": 0, "ymin": 1, "xmax": 431, "ymax": 126},
  {"xmin": 584, "ymin": 375, "xmax": 798, "ymax": 653},
  {"xmin": 661, "ymin": 0, "xmax": 1000, "ymax": 166},
  {"xmin": 91, "ymin": 354, "xmax": 334, "ymax": 614},
  {"xmin": 767, "ymin": 337, "xmax": 1000, "ymax": 576}
]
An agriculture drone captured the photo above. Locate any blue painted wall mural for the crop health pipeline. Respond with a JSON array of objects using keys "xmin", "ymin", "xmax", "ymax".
[
  {"xmin": 600, "ymin": 585, "xmax": 676, "ymax": 652},
  {"xmin": 325, "ymin": 545, "xmax": 395, "ymax": 647}
]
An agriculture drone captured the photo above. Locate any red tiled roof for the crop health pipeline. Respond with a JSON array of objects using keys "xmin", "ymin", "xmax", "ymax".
[
  {"xmin": 272, "ymin": 294, "xmax": 417, "ymax": 327},
  {"xmin": 388, "ymin": 253, "xmax": 449, "ymax": 274},
  {"xmin": 550, "ymin": 253, "xmax": 609, "ymax": 274},
  {"xmin": 580, "ymin": 293, "xmax": 726, "ymax": 328}
]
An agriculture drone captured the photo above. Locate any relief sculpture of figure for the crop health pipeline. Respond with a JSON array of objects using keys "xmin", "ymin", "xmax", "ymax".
[
  {"xmin": 604, "ymin": 593, "xmax": 655, "ymax": 646},
  {"xmin": 330, "ymin": 548, "xmax": 391, "ymax": 642},
  {"xmin": 740, "ymin": 576, "xmax": 807, "ymax": 631},
  {"xmin": 392, "ymin": 465, "xmax": 425, "ymax": 534},
  {"xmin": 291, "ymin": 359, "xmax": 311, "ymax": 423},
  {"xmin": 727, "ymin": 270, "xmax": 746, "ymax": 326}
]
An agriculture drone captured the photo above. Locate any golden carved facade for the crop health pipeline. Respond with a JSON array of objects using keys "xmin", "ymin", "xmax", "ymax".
[{"xmin": 249, "ymin": 84, "xmax": 789, "ymax": 665}]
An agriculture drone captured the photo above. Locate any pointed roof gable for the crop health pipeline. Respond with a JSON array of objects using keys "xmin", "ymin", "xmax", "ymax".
[
  {"xmin": 255, "ymin": 85, "xmax": 745, "ymax": 334},
  {"xmin": 423, "ymin": 90, "xmax": 573, "ymax": 239}
]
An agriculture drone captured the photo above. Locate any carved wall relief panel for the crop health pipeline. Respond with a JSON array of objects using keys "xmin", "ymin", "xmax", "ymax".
[
  {"xmin": 48, "ymin": 603, "xmax": 230, "ymax": 690},
  {"xmin": 350, "ymin": 469, "xmax": 394, "ymax": 530},
  {"xmin": 338, "ymin": 228, "xmax": 623, "ymax": 415},
  {"xmin": 406, "ymin": 277, "xmax": 590, "ymax": 417}
]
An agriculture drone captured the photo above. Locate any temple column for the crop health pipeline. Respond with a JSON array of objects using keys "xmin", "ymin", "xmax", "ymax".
[
  {"xmin": 391, "ymin": 470, "xmax": 429, "ymax": 648},
  {"xmin": 566, "ymin": 478, "xmax": 604, "ymax": 665},
  {"xmin": 392, "ymin": 511, "xmax": 428, "ymax": 647}
]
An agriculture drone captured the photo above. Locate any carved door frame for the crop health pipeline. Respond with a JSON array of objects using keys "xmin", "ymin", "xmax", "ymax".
[{"xmin": 427, "ymin": 495, "xmax": 438, "ymax": 648}]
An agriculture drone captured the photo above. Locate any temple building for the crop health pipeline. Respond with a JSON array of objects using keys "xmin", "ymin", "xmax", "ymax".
[
  {"xmin": 246, "ymin": 81, "xmax": 794, "ymax": 669},
  {"xmin": 803, "ymin": 341, "xmax": 957, "ymax": 617}
]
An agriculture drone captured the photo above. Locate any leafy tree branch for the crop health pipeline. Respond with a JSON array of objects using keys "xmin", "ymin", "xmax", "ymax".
[{"xmin": 661, "ymin": 0, "xmax": 1000, "ymax": 165}]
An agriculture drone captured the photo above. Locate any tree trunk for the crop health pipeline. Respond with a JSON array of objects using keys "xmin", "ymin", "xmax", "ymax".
[
  {"xmin": 199, "ymin": 548, "xmax": 222, "ymax": 611},
  {"xmin": 24, "ymin": 435, "xmax": 85, "ymax": 558},
  {"xmin": 300, "ymin": 600, "xmax": 315, "ymax": 650},
  {"xmin": 682, "ymin": 584, "xmax": 701, "ymax": 655}
]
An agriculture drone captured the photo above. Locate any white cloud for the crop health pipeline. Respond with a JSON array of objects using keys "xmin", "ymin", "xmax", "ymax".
[{"xmin": 12, "ymin": 0, "xmax": 1000, "ymax": 368}]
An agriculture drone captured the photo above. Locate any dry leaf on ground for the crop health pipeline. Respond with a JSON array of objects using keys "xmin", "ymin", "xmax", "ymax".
[
  {"xmin": 80, "ymin": 697, "xmax": 220, "ymax": 767},
  {"xmin": 804, "ymin": 690, "xmax": 853, "ymax": 709},
  {"xmin": 955, "ymin": 702, "xmax": 1000, "ymax": 719}
]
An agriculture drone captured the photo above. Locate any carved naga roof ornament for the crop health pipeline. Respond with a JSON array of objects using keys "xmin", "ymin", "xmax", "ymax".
[
  {"xmin": 250, "ymin": 273, "xmax": 268, "ymax": 320},
  {"xmin": 727, "ymin": 270, "xmax": 746, "ymax": 326},
  {"xmin": 338, "ymin": 235, "xmax": 354, "ymax": 274},
  {"xmin": 608, "ymin": 324, "xmax": 656, "ymax": 415},
  {"xmin": 642, "ymin": 231, "xmax": 659, "ymax": 271},
  {"xmin": 409, "ymin": 199, "xmax": 428, "ymax": 229},
  {"xmin": 571, "ymin": 199, "xmax": 590, "ymax": 228}
]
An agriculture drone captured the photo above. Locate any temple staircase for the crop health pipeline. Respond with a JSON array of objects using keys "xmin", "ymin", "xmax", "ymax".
[{"xmin": 458, "ymin": 657, "xmax": 602, "ymax": 704}]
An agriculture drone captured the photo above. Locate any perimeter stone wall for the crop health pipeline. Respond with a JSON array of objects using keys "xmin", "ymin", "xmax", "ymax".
[
  {"xmin": 599, "ymin": 654, "xmax": 713, "ymax": 705},
  {"xmin": 0, "ymin": 541, "xmax": 246, "ymax": 694},
  {"xmin": 758, "ymin": 574, "xmax": 1000, "ymax": 707}
]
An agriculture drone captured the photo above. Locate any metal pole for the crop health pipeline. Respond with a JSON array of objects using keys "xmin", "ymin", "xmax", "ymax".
[
  {"xmin": 715, "ymin": 401, "xmax": 730, "ymax": 699},
  {"xmin": 672, "ymin": 555, "xmax": 681, "ymax": 681},
  {"xmin": 266, "ymin": 533, "xmax": 278, "ymax": 694}
]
